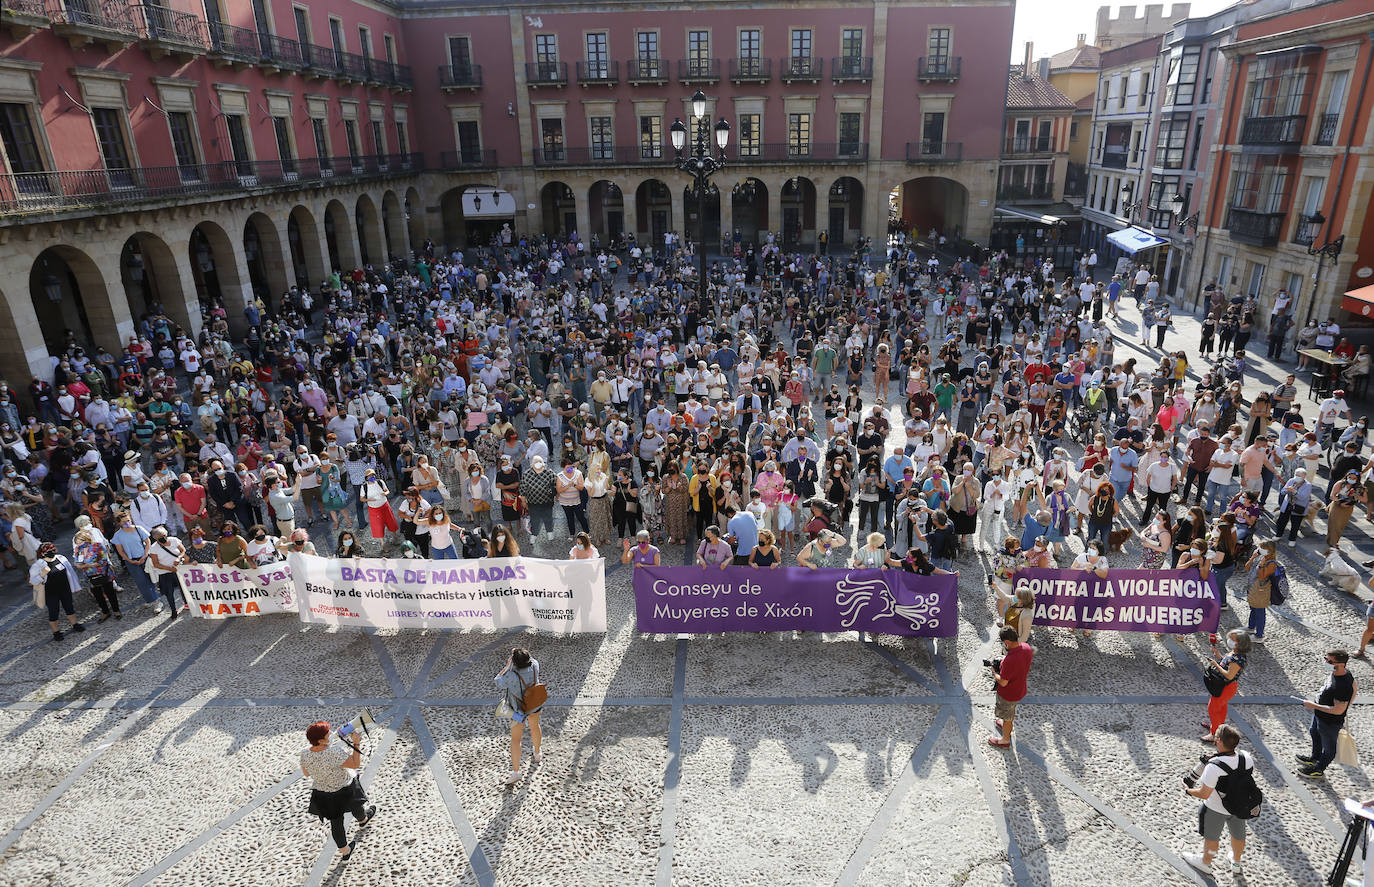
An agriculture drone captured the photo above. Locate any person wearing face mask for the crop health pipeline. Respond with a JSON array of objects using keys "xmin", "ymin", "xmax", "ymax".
[
  {"xmin": 621, "ymin": 529, "xmax": 660, "ymax": 567},
  {"xmin": 144, "ymin": 526, "xmax": 189, "ymax": 619},
  {"xmin": 277, "ymin": 528, "xmax": 318, "ymax": 557},
  {"xmin": 487, "ymin": 523, "xmax": 520, "ymax": 558},
  {"xmin": 128, "ymin": 479, "xmax": 169, "ymax": 532},
  {"xmin": 359, "ymin": 469, "xmax": 400, "ymax": 543},
  {"xmin": 244, "ymin": 524, "xmax": 282, "ymax": 565},
  {"xmin": 30, "ymin": 542, "xmax": 84, "ymax": 641},
  {"xmin": 110, "ymin": 511, "xmax": 163, "ymax": 611}
]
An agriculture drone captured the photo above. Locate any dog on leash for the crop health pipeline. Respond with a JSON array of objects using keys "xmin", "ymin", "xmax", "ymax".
[{"xmin": 1109, "ymin": 526, "xmax": 1134, "ymax": 553}]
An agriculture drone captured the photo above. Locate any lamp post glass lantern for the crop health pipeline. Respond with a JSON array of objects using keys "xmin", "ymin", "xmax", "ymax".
[
  {"xmin": 1302, "ymin": 210, "xmax": 1345, "ymax": 325},
  {"xmin": 670, "ymin": 90, "xmax": 729, "ymax": 306}
]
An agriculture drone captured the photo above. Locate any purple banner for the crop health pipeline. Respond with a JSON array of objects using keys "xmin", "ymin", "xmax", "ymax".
[
  {"xmin": 633, "ymin": 566, "xmax": 959, "ymax": 636},
  {"xmin": 1012, "ymin": 568, "xmax": 1221, "ymax": 634}
]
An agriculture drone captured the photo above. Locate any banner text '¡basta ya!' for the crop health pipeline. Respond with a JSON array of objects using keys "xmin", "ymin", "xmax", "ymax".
[
  {"xmin": 1013, "ymin": 576, "xmax": 1215, "ymax": 598},
  {"xmin": 338, "ymin": 565, "xmax": 529, "ymax": 584}
]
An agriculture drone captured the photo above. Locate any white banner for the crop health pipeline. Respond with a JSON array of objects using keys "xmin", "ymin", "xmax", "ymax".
[
  {"xmin": 289, "ymin": 554, "xmax": 607, "ymax": 633},
  {"xmin": 176, "ymin": 562, "xmax": 296, "ymax": 618}
]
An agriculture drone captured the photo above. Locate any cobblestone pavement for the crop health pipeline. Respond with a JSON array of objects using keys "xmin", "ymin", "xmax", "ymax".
[{"xmin": 2, "ymin": 286, "xmax": 1373, "ymax": 886}]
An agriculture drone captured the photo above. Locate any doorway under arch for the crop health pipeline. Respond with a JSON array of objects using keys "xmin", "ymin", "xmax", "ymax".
[
  {"xmin": 189, "ymin": 221, "xmax": 246, "ymax": 318},
  {"xmin": 29, "ymin": 245, "xmax": 119, "ymax": 356},
  {"xmin": 781, "ymin": 177, "xmax": 817, "ymax": 250},
  {"xmin": 323, "ymin": 199, "xmax": 358, "ymax": 272},
  {"xmin": 381, "ymin": 190, "xmax": 406, "ymax": 260},
  {"xmin": 355, "ymin": 194, "xmax": 384, "ymax": 268},
  {"xmin": 244, "ymin": 213, "xmax": 289, "ymax": 311},
  {"xmin": 541, "ymin": 181, "xmax": 577, "ymax": 237},
  {"xmin": 588, "ymin": 180, "xmax": 624, "ymax": 244},
  {"xmin": 892, "ymin": 177, "xmax": 969, "ymax": 239},
  {"xmin": 730, "ymin": 178, "xmax": 768, "ymax": 247},
  {"xmin": 635, "ymin": 179, "xmax": 672, "ymax": 245},
  {"xmin": 120, "ymin": 232, "xmax": 189, "ymax": 331},
  {"xmin": 826, "ymin": 177, "xmax": 865, "ymax": 250},
  {"xmin": 288, "ymin": 205, "xmax": 325, "ymax": 289}
]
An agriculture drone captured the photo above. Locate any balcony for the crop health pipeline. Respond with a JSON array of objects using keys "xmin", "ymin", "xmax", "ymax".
[
  {"xmin": 1226, "ymin": 207, "xmax": 1285, "ymax": 246},
  {"xmin": 0, "ymin": 154, "xmax": 423, "ymax": 219},
  {"xmin": 1239, "ymin": 114, "xmax": 1306, "ymax": 151},
  {"xmin": 390, "ymin": 64, "xmax": 413, "ymax": 91},
  {"xmin": 526, "ymin": 61, "xmax": 568, "ymax": 86},
  {"xmin": 577, "ymin": 59, "xmax": 619, "ymax": 86},
  {"xmin": 781, "ymin": 56, "xmax": 822, "ymax": 82},
  {"xmin": 1, "ymin": 0, "xmax": 50, "ymax": 37},
  {"xmin": 736, "ymin": 142, "xmax": 868, "ymax": 163},
  {"xmin": 139, "ymin": 4, "xmax": 205, "ymax": 59},
  {"xmin": 1003, "ymin": 136, "xmax": 1055, "ymax": 156},
  {"xmin": 257, "ymin": 33, "xmax": 303, "ymax": 73},
  {"xmin": 831, "ymin": 55, "xmax": 873, "ymax": 82},
  {"xmin": 1099, "ymin": 148, "xmax": 1129, "ymax": 169},
  {"xmin": 335, "ymin": 50, "xmax": 372, "ymax": 84},
  {"xmin": 439, "ymin": 63, "xmax": 482, "ymax": 91},
  {"xmin": 1315, "ymin": 112, "xmax": 1339, "ymax": 146},
  {"xmin": 905, "ymin": 141, "xmax": 962, "ymax": 163},
  {"xmin": 917, "ymin": 56, "xmax": 961, "ymax": 82},
  {"xmin": 49, "ymin": 0, "xmax": 140, "ymax": 51},
  {"xmin": 996, "ymin": 182, "xmax": 1056, "ymax": 202},
  {"xmin": 678, "ymin": 58, "xmax": 720, "ymax": 84},
  {"xmin": 439, "ymin": 149, "xmax": 497, "ymax": 170},
  {"xmin": 297, "ymin": 42, "xmax": 334, "ymax": 78},
  {"xmin": 730, "ymin": 56, "xmax": 770, "ymax": 83},
  {"xmin": 627, "ymin": 57, "xmax": 668, "ymax": 85},
  {"xmin": 205, "ymin": 21, "xmax": 258, "ymax": 67}
]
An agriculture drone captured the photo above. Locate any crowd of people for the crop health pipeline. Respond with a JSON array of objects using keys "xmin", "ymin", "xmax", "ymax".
[
  {"xmin": 9, "ymin": 229, "xmax": 1373, "ymax": 640},
  {"xmin": 9, "ymin": 219, "xmax": 1374, "ymax": 870}
]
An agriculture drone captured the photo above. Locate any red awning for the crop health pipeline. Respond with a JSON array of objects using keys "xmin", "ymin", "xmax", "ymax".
[{"xmin": 1342, "ymin": 284, "xmax": 1374, "ymax": 317}]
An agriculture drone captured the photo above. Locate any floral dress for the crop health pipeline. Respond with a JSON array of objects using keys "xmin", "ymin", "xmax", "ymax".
[
  {"xmin": 663, "ymin": 474, "xmax": 691, "ymax": 540},
  {"xmin": 1139, "ymin": 526, "xmax": 1167, "ymax": 570},
  {"xmin": 640, "ymin": 480, "xmax": 665, "ymax": 539}
]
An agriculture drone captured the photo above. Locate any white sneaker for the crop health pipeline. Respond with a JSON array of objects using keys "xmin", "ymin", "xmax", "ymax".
[
  {"xmin": 1253, "ymin": 635, "xmax": 1265, "ymax": 644},
  {"xmin": 1230, "ymin": 858, "xmax": 1242, "ymax": 874},
  {"xmin": 153, "ymin": 601, "xmax": 165, "ymax": 614},
  {"xmin": 533, "ymin": 752, "xmax": 543, "ymax": 764},
  {"xmin": 1181, "ymin": 852, "xmax": 1213, "ymax": 874},
  {"xmin": 1288, "ymin": 540, "xmax": 1297, "ymax": 548},
  {"xmin": 502, "ymin": 769, "xmax": 521, "ymax": 786}
]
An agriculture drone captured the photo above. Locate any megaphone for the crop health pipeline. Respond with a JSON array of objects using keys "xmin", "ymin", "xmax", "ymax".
[{"xmin": 337, "ymin": 708, "xmax": 377, "ymax": 740}]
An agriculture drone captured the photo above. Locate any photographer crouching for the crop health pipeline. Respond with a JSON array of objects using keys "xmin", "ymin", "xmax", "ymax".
[{"xmin": 300, "ymin": 720, "xmax": 378, "ymax": 859}]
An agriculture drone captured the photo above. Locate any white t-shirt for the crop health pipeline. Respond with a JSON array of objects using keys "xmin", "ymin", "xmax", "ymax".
[
  {"xmin": 293, "ymin": 454, "xmax": 322, "ymax": 490},
  {"xmin": 1200, "ymin": 750, "xmax": 1253, "ymax": 815},
  {"xmin": 1207, "ymin": 448, "xmax": 1238, "ymax": 485}
]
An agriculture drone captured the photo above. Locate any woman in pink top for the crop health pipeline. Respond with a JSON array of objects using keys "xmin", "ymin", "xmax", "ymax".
[{"xmin": 753, "ymin": 461, "xmax": 786, "ymax": 531}]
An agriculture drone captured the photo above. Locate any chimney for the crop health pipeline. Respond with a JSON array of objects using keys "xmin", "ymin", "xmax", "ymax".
[
  {"xmin": 1024, "ymin": 41, "xmax": 1033, "ymax": 78},
  {"xmin": 1077, "ymin": 33, "xmax": 1086, "ymax": 47}
]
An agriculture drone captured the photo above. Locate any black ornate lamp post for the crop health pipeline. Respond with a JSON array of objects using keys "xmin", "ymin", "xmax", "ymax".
[
  {"xmin": 1300, "ymin": 210, "xmax": 1345, "ymax": 325},
  {"xmin": 670, "ymin": 89, "xmax": 730, "ymax": 308}
]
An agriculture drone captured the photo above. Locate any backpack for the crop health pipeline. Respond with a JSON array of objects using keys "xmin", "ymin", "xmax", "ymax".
[
  {"xmin": 1212, "ymin": 753, "xmax": 1263, "ymax": 820},
  {"xmin": 1270, "ymin": 563, "xmax": 1288, "ymax": 606},
  {"xmin": 514, "ymin": 663, "xmax": 548, "ymax": 714}
]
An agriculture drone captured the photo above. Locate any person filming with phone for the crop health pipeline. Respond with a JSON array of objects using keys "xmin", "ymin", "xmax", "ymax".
[
  {"xmin": 300, "ymin": 720, "xmax": 377, "ymax": 859},
  {"xmin": 494, "ymin": 647, "xmax": 546, "ymax": 787}
]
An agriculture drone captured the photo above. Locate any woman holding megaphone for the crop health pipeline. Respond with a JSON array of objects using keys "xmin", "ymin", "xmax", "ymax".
[{"xmin": 300, "ymin": 720, "xmax": 377, "ymax": 858}]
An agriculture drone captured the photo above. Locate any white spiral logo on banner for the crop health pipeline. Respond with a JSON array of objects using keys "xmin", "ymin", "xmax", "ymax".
[{"xmin": 833, "ymin": 573, "xmax": 942, "ymax": 630}]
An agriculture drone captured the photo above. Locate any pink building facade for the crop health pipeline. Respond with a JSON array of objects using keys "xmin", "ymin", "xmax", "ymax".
[{"xmin": 0, "ymin": 0, "xmax": 1011, "ymax": 390}]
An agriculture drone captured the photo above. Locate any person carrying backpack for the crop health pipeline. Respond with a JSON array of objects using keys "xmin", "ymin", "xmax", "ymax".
[
  {"xmin": 494, "ymin": 646, "xmax": 547, "ymax": 787},
  {"xmin": 1184, "ymin": 724, "xmax": 1260, "ymax": 876}
]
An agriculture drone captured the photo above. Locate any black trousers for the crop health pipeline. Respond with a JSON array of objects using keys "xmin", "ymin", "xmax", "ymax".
[
  {"xmin": 46, "ymin": 583, "xmax": 75, "ymax": 621},
  {"xmin": 858, "ymin": 499, "xmax": 881, "ymax": 533},
  {"xmin": 88, "ymin": 575, "xmax": 121, "ymax": 615},
  {"xmin": 1274, "ymin": 506, "xmax": 1303, "ymax": 541},
  {"xmin": 1140, "ymin": 489, "xmax": 1173, "ymax": 524},
  {"xmin": 330, "ymin": 801, "xmax": 369, "ymax": 848},
  {"xmin": 156, "ymin": 572, "xmax": 183, "ymax": 612}
]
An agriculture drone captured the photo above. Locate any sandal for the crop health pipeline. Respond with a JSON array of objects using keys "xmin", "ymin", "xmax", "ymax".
[
  {"xmin": 988, "ymin": 737, "xmax": 1011, "ymax": 748},
  {"xmin": 1200, "ymin": 734, "xmax": 1215, "ymax": 742}
]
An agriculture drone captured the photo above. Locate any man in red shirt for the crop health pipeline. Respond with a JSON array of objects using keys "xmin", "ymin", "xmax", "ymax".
[
  {"xmin": 173, "ymin": 472, "xmax": 210, "ymax": 536},
  {"xmin": 991, "ymin": 626, "xmax": 1035, "ymax": 748}
]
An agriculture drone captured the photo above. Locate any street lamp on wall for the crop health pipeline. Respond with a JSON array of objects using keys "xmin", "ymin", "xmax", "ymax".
[
  {"xmin": 669, "ymin": 89, "xmax": 730, "ymax": 307},
  {"xmin": 1301, "ymin": 210, "xmax": 1345, "ymax": 325}
]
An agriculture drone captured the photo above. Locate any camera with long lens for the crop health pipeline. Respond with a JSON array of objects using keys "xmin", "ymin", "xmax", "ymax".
[
  {"xmin": 1182, "ymin": 752, "xmax": 1214, "ymax": 789},
  {"xmin": 982, "ymin": 658, "xmax": 1003, "ymax": 673}
]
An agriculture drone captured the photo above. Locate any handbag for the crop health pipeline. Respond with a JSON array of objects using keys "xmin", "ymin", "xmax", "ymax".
[
  {"xmin": 1203, "ymin": 663, "xmax": 1235, "ymax": 697},
  {"xmin": 495, "ymin": 698, "xmax": 513, "ymax": 719},
  {"xmin": 1336, "ymin": 728, "xmax": 1358, "ymax": 767}
]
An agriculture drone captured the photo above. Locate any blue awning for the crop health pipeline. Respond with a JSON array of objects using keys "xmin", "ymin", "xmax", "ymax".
[{"xmin": 1107, "ymin": 226, "xmax": 1167, "ymax": 255}]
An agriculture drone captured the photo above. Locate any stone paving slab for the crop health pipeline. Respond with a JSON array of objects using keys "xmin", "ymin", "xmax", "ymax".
[
  {"xmin": 855, "ymin": 712, "xmax": 1015, "ymax": 886},
  {"xmin": 164, "ymin": 622, "xmax": 389, "ymax": 698},
  {"xmin": 424, "ymin": 705, "xmax": 668, "ymax": 887},
  {"xmin": 674, "ymin": 704, "xmax": 937, "ymax": 886},
  {"xmin": 684, "ymin": 632, "xmax": 939, "ymax": 698},
  {"xmin": 2, "ymin": 704, "xmax": 347, "ymax": 887}
]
